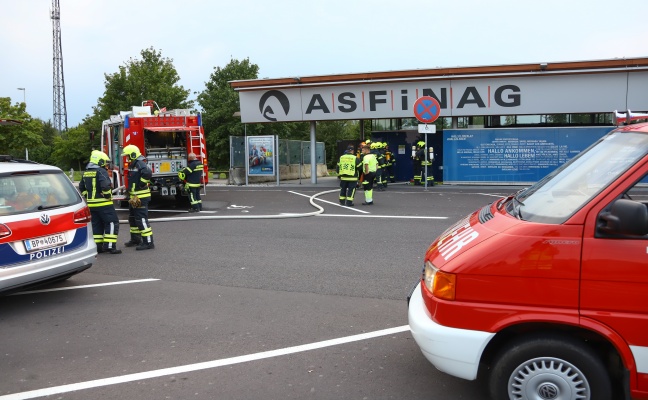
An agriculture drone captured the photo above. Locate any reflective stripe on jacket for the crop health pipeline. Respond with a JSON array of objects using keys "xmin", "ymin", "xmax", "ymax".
[
  {"xmin": 79, "ymin": 165, "xmax": 113, "ymax": 207},
  {"xmin": 128, "ymin": 157, "xmax": 152, "ymax": 198}
]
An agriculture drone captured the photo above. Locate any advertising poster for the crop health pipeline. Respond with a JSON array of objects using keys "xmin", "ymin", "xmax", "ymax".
[
  {"xmin": 247, "ymin": 135, "xmax": 275, "ymax": 176},
  {"xmin": 443, "ymin": 127, "xmax": 614, "ymax": 183}
]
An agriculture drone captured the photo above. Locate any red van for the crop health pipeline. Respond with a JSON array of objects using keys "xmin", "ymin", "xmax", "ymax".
[{"xmin": 408, "ymin": 122, "xmax": 648, "ymax": 400}]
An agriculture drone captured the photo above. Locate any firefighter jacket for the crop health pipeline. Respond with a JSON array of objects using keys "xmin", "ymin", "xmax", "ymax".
[
  {"xmin": 337, "ymin": 153, "xmax": 361, "ymax": 181},
  {"xmin": 178, "ymin": 159, "xmax": 203, "ymax": 188},
  {"xmin": 128, "ymin": 157, "xmax": 152, "ymax": 199},
  {"xmin": 362, "ymin": 153, "xmax": 378, "ymax": 173},
  {"xmin": 371, "ymin": 149, "xmax": 385, "ymax": 169},
  {"xmin": 415, "ymin": 148, "xmax": 428, "ymax": 163},
  {"xmin": 79, "ymin": 163, "xmax": 113, "ymax": 207}
]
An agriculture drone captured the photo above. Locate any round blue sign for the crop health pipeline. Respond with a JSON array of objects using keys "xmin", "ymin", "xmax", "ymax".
[{"xmin": 413, "ymin": 96, "xmax": 441, "ymax": 123}]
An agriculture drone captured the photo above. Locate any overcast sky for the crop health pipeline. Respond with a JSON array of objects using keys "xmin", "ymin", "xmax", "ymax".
[{"xmin": 2, "ymin": 0, "xmax": 647, "ymax": 128}]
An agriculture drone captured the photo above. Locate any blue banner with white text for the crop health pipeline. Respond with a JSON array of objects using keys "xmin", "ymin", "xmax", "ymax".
[{"xmin": 443, "ymin": 127, "xmax": 614, "ymax": 183}]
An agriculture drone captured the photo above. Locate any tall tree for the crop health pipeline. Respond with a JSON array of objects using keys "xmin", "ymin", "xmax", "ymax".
[
  {"xmin": 197, "ymin": 58, "xmax": 259, "ymax": 169},
  {"xmin": 28, "ymin": 120, "xmax": 58, "ymax": 165},
  {"xmin": 0, "ymin": 97, "xmax": 43, "ymax": 158},
  {"xmin": 86, "ymin": 47, "xmax": 192, "ymax": 129},
  {"xmin": 51, "ymin": 125, "xmax": 93, "ymax": 171}
]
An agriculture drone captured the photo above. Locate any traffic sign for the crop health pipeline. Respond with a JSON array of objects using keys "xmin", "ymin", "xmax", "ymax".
[
  {"xmin": 413, "ymin": 96, "xmax": 441, "ymax": 123},
  {"xmin": 418, "ymin": 124, "xmax": 436, "ymax": 134}
]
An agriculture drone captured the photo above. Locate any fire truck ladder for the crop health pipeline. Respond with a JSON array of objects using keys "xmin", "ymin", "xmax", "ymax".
[{"xmin": 189, "ymin": 130, "xmax": 207, "ymax": 196}]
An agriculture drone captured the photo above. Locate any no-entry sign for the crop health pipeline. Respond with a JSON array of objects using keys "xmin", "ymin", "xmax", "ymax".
[{"xmin": 413, "ymin": 96, "xmax": 441, "ymax": 123}]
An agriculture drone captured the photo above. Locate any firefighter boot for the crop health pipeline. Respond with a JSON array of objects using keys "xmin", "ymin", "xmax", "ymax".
[
  {"xmin": 136, "ymin": 238, "xmax": 155, "ymax": 251},
  {"xmin": 124, "ymin": 234, "xmax": 142, "ymax": 248}
]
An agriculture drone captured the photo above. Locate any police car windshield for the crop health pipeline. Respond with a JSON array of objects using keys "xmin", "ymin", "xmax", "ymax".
[
  {"xmin": 507, "ymin": 130, "xmax": 648, "ymax": 224},
  {"xmin": 0, "ymin": 172, "xmax": 80, "ymax": 215}
]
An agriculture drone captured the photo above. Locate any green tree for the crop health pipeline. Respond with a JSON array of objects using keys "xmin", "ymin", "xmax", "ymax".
[
  {"xmin": 197, "ymin": 57, "xmax": 260, "ymax": 169},
  {"xmin": 314, "ymin": 120, "xmax": 359, "ymax": 168},
  {"xmin": 29, "ymin": 120, "xmax": 58, "ymax": 165},
  {"xmin": 51, "ymin": 125, "xmax": 93, "ymax": 171},
  {"xmin": 85, "ymin": 47, "xmax": 192, "ymax": 129},
  {"xmin": 0, "ymin": 98, "xmax": 43, "ymax": 158}
]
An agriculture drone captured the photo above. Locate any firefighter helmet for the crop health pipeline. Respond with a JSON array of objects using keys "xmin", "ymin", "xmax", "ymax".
[
  {"xmin": 90, "ymin": 150, "xmax": 110, "ymax": 167},
  {"xmin": 417, "ymin": 141, "xmax": 426, "ymax": 147},
  {"xmin": 98, "ymin": 151, "xmax": 110, "ymax": 167},
  {"xmin": 89, "ymin": 151, "xmax": 102, "ymax": 166},
  {"xmin": 370, "ymin": 142, "xmax": 378, "ymax": 149},
  {"xmin": 123, "ymin": 144, "xmax": 141, "ymax": 160}
]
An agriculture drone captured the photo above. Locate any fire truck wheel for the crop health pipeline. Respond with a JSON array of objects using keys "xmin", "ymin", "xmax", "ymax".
[{"xmin": 488, "ymin": 334, "xmax": 612, "ymax": 400}]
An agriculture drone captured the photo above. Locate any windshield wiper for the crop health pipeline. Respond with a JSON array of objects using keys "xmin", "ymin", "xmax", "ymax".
[{"xmin": 37, "ymin": 204, "xmax": 61, "ymax": 211}]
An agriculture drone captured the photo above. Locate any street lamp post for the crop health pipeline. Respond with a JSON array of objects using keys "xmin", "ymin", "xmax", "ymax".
[
  {"xmin": 17, "ymin": 88, "xmax": 25, "ymax": 105},
  {"xmin": 16, "ymin": 88, "xmax": 27, "ymax": 160}
]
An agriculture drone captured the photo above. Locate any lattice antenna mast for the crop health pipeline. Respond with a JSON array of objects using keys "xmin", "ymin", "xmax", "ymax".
[{"xmin": 51, "ymin": 0, "xmax": 68, "ymax": 132}]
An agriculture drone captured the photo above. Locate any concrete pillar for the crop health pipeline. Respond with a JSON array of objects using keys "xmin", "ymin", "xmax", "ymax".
[{"xmin": 310, "ymin": 121, "xmax": 317, "ymax": 184}]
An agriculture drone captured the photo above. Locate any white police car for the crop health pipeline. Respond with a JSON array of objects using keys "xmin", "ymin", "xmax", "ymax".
[{"xmin": 0, "ymin": 156, "xmax": 96, "ymax": 294}]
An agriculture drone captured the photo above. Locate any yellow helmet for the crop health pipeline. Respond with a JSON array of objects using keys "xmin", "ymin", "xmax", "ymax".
[
  {"xmin": 90, "ymin": 150, "xmax": 110, "ymax": 167},
  {"xmin": 98, "ymin": 151, "xmax": 110, "ymax": 167},
  {"xmin": 417, "ymin": 141, "xmax": 426, "ymax": 147},
  {"xmin": 123, "ymin": 144, "xmax": 141, "ymax": 160},
  {"xmin": 370, "ymin": 142, "xmax": 378, "ymax": 149},
  {"xmin": 89, "ymin": 150, "xmax": 102, "ymax": 165}
]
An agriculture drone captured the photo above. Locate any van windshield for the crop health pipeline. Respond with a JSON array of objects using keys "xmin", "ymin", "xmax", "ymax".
[{"xmin": 508, "ymin": 130, "xmax": 648, "ymax": 224}]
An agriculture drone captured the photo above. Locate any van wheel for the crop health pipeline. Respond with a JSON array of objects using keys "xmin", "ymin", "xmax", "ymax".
[{"xmin": 488, "ymin": 335, "xmax": 611, "ymax": 400}]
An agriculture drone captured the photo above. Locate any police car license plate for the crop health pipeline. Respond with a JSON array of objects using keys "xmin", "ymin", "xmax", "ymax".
[{"xmin": 24, "ymin": 233, "xmax": 67, "ymax": 252}]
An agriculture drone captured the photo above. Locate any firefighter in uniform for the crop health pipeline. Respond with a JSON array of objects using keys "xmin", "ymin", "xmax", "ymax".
[
  {"xmin": 384, "ymin": 143, "xmax": 395, "ymax": 183},
  {"xmin": 370, "ymin": 142, "xmax": 385, "ymax": 191},
  {"xmin": 337, "ymin": 145, "xmax": 361, "ymax": 206},
  {"xmin": 79, "ymin": 150, "xmax": 121, "ymax": 254},
  {"xmin": 122, "ymin": 144, "xmax": 155, "ymax": 250},
  {"xmin": 412, "ymin": 141, "xmax": 425, "ymax": 185},
  {"xmin": 178, "ymin": 152, "xmax": 203, "ymax": 212},
  {"xmin": 379, "ymin": 142, "xmax": 389, "ymax": 188},
  {"xmin": 422, "ymin": 146, "xmax": 435, "ymax": 186},
  {"xmin": 361, "ymin": 144, "xmax": 378, "ymax": 205}
]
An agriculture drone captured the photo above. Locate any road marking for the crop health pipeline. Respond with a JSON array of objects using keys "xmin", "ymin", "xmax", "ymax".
[
  {"xmin": 0, "ymin": 325, "xmax": 411, "ymax": 399},
  {"xmin": 288, "ymin": 191, "xmax": 370, "ymax": 214},
  {"xmin": 9, "ymin": 279, "xmax": 160, "ymax": 296},
  {"xmin": 227, "ymin": 204, "xmax": 254, "ymax": 209},
  {"xmin": 319, "ymin": 214, "xmax": 448, "ymax": 219}
]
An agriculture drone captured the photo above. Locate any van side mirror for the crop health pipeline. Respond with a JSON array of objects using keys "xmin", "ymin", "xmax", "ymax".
[{"xmin": 599, "ymin": 199, "xmax": 648, "ymax": 236}]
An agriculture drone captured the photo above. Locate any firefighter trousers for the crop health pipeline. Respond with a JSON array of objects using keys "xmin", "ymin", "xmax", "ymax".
[
  {"xmin": 90, "ymin": 205, "xmax": 120, "ymax": 251},
  {"xmin": 128, "ymin": 196, "xmax": 153, "ymax": 244}
]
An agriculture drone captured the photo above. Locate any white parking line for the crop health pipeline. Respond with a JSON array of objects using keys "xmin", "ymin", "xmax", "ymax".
[
  {"xmin": 9, "ymin": 279, "xmax": 160, "ymax": 296},
  {"xmin": 0, "ymin": 325, "xmax": 411, "ymax": 399}
]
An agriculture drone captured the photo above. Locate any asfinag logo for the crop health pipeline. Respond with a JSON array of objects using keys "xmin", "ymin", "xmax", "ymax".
[{"xmin": 259, "ymin": 90, "xmax": 290, "ymax": 121}]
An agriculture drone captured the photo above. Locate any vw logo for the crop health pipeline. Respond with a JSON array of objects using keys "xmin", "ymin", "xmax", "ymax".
[
  {"xmin": 259, "ymin": 90, "xmax": 290, "ymax": 121},
  {"xmin": 537, "ymin": 383, "xmax": 559, "ymax": 399},
  {"xmin": 40, "ymin": 214, "xmax": 51, "ymax": 225}
]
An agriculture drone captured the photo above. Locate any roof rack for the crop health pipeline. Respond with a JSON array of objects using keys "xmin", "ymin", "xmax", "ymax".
[
  {"xmin": 0, "ymin": 155, "xmax": 38, "ymax": 164},
  {"xmin": 614, "ymin": 110, "xmax": 648, "ymax": 126}
]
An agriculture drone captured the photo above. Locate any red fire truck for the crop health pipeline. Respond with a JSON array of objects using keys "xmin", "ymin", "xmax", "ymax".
[{"xmin": 100, "ymin": 100, "xmax": 208, "ymax": 204}]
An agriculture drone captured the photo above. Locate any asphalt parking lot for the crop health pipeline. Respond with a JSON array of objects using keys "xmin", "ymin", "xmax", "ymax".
[{"xmin": 0, "ymin": 179, "xmax": 520, "ymax": 400}]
